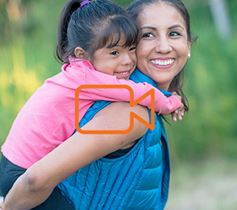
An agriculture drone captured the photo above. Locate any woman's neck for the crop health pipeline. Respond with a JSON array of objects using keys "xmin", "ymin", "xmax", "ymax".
[{"xmin": 157, "ymin": 83, "xmax": 170, "ymax": 91}]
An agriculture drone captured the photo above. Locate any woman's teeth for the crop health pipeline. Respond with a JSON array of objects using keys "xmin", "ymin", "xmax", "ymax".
[{"xmin": 151, "ymin": 59, "xmax": 174, "ymax": 66}]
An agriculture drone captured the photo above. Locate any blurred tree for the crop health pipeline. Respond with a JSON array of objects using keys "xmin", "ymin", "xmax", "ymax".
[
  {"xmin": 209, "ymin": 0, "xmax": 232, "ymax": 39},
  {"xmin": 0, "ymin": 0, "xmax": 37, "ymax": 43}
]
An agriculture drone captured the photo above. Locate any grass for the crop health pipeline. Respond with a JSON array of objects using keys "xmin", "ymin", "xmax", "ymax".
[{"xmin": 166, "ymin": 158, "xmax": 237, "ymax": 210}]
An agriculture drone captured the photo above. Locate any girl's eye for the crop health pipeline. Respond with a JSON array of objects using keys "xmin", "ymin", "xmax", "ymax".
[
  {"xmin": 169, "ymin": 31, "xmax": 181, "ymax": 37},
  {"xmin": 129, "ymin": 46, "xmax": 136, "ymax": 51},
  {"xmin": 141, "ymin": 32, "xmax": 155, "ymax": 38},
  {"xmin": 110, "ymin": 50, "xmax": 119, "ymax": 56}
]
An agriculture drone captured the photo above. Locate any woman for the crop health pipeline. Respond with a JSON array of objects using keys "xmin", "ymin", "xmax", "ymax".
[{"xmin": 0, "ymin": 0, "xmax": 193, "ymax": 209}]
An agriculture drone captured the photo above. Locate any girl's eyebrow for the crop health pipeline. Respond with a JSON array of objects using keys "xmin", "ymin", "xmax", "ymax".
[{"xmin": 140, "ymin": 26, "xmax": 157, "ymax": 31}]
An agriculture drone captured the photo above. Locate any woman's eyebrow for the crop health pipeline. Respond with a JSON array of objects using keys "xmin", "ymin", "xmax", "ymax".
[
  {"xmin": 168, "ymin": 24, "xmax": 185, "ymax": 30},
  {"xmin": 141, "ymin": 25, "xmax": 185, "ymax": 31}
]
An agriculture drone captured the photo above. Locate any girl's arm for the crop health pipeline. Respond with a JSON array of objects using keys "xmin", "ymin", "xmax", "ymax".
[
  {"xmin": 81, "ymin": 68, "xmax": 183, "ymax": 114},
  {"xmin": 2, "ymin": 102, "xmax": 148, "ymax": 210}
]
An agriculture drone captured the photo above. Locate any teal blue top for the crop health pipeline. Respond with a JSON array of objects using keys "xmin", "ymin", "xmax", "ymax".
[{"xmin": 58, "ymin": 69, "xmax": 170, "ymax": 210}]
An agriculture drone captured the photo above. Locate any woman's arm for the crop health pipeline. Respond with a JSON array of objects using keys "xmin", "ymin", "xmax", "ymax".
[{"xmin": 2, "ymin": 102, "xmax": 149, "ymax": 210}]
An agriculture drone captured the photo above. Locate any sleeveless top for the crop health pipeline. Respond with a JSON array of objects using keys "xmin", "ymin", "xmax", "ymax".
[{"xmin": 58, "ymin": 69, "xmax": 171, "ymax": 210}]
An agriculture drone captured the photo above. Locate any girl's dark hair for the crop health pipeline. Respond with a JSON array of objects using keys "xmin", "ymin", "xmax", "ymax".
[
  {"xmin": 127, "ymin": 0, "xmax": 196, "ymax": 111},
  {"xmin": 56, "ymin": 0, "xmax": 138, "ymax": 63}
]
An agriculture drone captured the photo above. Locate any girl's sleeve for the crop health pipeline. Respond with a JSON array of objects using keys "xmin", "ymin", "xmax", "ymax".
[{"xmin": 83, "ymin": 69, "xmax": 182, "ymax": 114}]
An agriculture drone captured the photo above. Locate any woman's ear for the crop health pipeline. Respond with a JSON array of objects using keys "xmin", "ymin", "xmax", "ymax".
[{"xmin": 74, "ymin": 47, "xmax": 86, "ymax": 58}]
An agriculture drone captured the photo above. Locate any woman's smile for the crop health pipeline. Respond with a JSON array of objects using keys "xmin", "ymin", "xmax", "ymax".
[{"xmin": 150, "ymin": 58, "xmax": 175, "ymax": 69}]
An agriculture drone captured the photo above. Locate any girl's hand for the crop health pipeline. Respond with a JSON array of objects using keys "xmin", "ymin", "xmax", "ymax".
[
  {"xmin": 172, "ymin": 107, "xmax": 185, "ymax": 122},
  {"xmin": 171, "ymin": 92, "xmax": 185, "ymax": 121}
]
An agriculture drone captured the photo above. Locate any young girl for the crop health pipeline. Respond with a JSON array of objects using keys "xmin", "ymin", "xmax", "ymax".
[{"xmin": 0, "ymin": 0, "xmax": 184, "ymax": 209}]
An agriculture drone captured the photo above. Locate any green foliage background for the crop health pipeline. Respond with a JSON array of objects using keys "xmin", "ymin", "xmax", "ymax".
[{"xmin": 0, "ymin": 0, "xmax": 236, "ymax": 162}]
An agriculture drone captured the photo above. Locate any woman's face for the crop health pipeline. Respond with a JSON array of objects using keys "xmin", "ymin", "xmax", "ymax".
[{"xmin": 136, "ymin": 2, "xmax": 191, "ymax": 90}]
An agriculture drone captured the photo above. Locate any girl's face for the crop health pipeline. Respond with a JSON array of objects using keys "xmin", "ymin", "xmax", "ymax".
[
  {"xmin": 91, "ymin": 37, "xmax": 136, "ymax": 80},
  {"xmin": 136, "ymin": 2, "xmax": 191, "ymax": 90}
]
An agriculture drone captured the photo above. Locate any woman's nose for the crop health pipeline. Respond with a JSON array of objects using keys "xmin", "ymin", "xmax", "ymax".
[{"xmin": 155, "ymin": 37, "xmax": 172, "ymax": 54}]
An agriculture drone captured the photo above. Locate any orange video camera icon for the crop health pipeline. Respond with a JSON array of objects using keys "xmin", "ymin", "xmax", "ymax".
[{"xmin": 75, "ymin": 84, "xmax": 155, "ymax": 134}]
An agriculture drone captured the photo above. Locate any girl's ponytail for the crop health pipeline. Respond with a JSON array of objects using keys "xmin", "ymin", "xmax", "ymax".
[
  {"xmin": 56, "ymin": 0, "xmax": 81, "ymax": 63},
  {"xmin": 56, "ymin": 0, "xmax": 137, "ymax": 65}
]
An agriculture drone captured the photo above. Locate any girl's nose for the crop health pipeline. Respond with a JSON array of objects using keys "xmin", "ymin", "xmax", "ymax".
[{"xmin": 122, "ymin": 53, "xmax": 134, "ymax": 65}]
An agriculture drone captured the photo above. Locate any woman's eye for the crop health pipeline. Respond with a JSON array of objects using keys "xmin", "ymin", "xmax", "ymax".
[
  {"xmin": 142, "ymin": 32, "xmax": 155, "ymax": 38},
  {"xmin": 110, "ymin": 50, "xmax": 119, "ymax": 56},
  {"xmin": 169, "ymin": 31, "xmax": 181, "ymax": 37}
]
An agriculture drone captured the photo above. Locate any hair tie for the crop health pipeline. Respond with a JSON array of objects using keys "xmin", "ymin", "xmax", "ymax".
[{"xmin": 80, "ymin": 0, "xmax": 90, "ymax": 8}]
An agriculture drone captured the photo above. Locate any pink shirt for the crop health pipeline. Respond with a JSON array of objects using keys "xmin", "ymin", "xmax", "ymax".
[{"xmin": 2, "ymin": 59, "xmax": 182, "ymax": 168}]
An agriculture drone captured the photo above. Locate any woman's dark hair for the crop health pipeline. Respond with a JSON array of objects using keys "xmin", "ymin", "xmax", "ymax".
[
  {"xmin": 127, "ymin": 0, "xmax": 196, "ymax": 111},
  {"xmin": 56, "ymin": 0, "xmax": 138, "ymax": 63}
]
